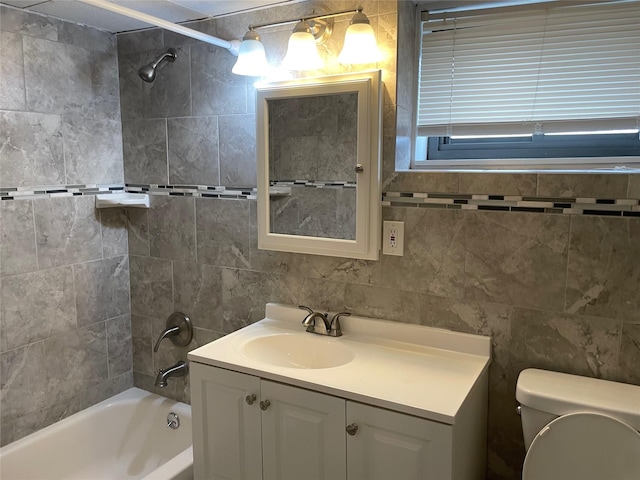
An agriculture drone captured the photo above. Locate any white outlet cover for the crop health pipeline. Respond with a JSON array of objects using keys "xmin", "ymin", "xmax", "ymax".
[{"xmin": 383, "ymin": 221, "xmax": 404, "ymax": 256}]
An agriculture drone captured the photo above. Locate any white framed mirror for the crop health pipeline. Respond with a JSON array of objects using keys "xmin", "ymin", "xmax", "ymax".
[{"xmin": 256, "ymin": 71, "xmax": 382, "ymax": 260}]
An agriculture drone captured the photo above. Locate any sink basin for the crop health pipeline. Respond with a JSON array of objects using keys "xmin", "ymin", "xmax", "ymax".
[{"xmin": 240, "ymin": 333, "xmax": 354, "ymax": 369}]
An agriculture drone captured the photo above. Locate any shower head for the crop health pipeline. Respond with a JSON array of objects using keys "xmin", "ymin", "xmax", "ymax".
[{"xmin": 138, "ymin": 48, "xmax": 177, "ymax": 83}]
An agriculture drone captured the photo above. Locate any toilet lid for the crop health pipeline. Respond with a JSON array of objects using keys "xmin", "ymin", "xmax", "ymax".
[{"xmin": 523, "ymin": 412, "xmax": 640, "ymax": 480}]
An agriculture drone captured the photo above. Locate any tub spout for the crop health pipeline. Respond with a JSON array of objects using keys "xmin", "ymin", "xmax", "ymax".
[{"xmin": 155, "ymin": 360, "xmax": 188, "ymax": 388}]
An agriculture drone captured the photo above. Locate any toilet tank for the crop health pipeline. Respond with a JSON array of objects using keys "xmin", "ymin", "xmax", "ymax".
[{"xmin": 516, "ymin": 369, "xmax": 640, "ymax": 450}]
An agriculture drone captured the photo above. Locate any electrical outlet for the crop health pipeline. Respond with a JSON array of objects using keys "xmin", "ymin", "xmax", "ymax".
[{"xmin": 383, "ymin": 221, "xmax": 404, "ymax": 256}]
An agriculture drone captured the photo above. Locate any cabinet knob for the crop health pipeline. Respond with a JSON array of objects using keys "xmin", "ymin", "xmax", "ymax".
[
  {"xmin": 260, "ymin": 399, "xmax": 271, "ymax": 411},
  {"xmin": 245, "ymin": 394, "xmax": 257, "ymax": 405},
  {"xmin": 354, "ymin": 164, "xmax": 364, "ymax": 173},
  {"xmin": 346, "ymin": 423, "xmax": 358, "ymax": 436}
]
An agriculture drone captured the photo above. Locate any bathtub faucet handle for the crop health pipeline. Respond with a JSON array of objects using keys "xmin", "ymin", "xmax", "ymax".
[
  {"xmin": 153, "ymin": 312, "xmax": 193, "ymax": 352},
  {"xmin": 153, "ymin": 326, "xmax": 180, "ymax": 352}
]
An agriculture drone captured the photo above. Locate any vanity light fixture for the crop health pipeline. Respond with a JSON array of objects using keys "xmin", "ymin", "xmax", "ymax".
[
  {"xmin": 232, "ymin": 6, "xmax": 380, "ymax": 76},
  {"xmin": 338, "ymin": 10, "xmax": 381, "ymax": 65},
  {"xmin": 231, "ymin": 29, "xmax": 270, "ymax": 76},
  {"xmin": 281, "ymin": 21, "xmax": 324, "ymax": 71}
]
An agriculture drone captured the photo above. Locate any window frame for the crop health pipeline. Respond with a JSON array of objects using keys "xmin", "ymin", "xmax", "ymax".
[{"xmin": 410, "ymin": 1, "xmax": 640, "ymax": 172}]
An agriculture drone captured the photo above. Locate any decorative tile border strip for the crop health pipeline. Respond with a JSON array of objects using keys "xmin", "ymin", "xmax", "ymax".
[
  {"xmin": 1, "ymin": 181, "xmax": 351, "ymax": 202},
  {"xmin": 0, "ymin": 184, "xmax": 257, "ymax": 201},
  {"xmin": 125, "ymin": 184, "xmax": 257, "ymax": 200},
  {"xmin": 4, "ymin": 184, "xmax": 639, "ymax": 218},
  {"xmin": 382, "ymin": 192, "xmax": 640, "ymax": 217},
  {"xmin": 1, "ymin": 184, "xmax": 125, "ymax": 200},
  {"xmin": 271, "ymin": 180, "xmax": 357, "ymax": 189}
]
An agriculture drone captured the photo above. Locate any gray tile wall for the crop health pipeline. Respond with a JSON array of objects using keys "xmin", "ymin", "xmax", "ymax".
[
  {"xmin": 0, "ymin": 7, "xmax": 132, "ymax": 446},
  {"xmin": 4, "ymin": 1, "xmax": 635, "ymax": 479}
]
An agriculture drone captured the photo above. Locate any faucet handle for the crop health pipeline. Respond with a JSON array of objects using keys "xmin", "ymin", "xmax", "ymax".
[
  {"xmin": 298, "ymin": 305, "xmax": 314, "ymax": 324},
  {"xmin": 153, "ymin": 312, "xmax": 193, "ymax": 352},
  {"xmin": 329, "ymin": 311, "xmax": 350, "ymax": 335}
]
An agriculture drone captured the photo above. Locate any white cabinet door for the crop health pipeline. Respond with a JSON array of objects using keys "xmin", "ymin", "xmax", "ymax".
[
  {"xmin": 261, "ymin": 380, "xmax": 347, "ymax": 480},
  {"xmin": 191, "ymin": 363, "xmax": 262, "ymax": 480},
  {"xmin": 346, "ymin": 402, "xmax": 453, "ymax": 480}
]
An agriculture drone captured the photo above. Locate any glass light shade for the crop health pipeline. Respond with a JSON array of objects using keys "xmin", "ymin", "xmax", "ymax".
[
  {"xmin": 232, "ymin": 38, "xmax": 270, "ymax": 76},
  {"xmin": 281, "ymin": 30, "xmax": 323, "ymax": 71},
  {"xmin": 338, "ymin": 22, "xmax": 381, "ymax": 65}
]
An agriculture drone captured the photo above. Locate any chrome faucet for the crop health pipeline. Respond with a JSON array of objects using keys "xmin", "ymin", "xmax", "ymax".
[
  {"xmin": 153, "ymin": 312, "xmax": 193, "ymax": 352},
  {"xmin": 155, "ymin": 360, "xmax": 188, "ymax": 387},
  {"xmin": 298, "ymin": 306, "xmax": 351, "ymax": 337}
]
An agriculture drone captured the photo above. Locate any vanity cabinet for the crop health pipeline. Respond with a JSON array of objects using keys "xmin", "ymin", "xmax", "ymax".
[
  {"xmin": 346, "ymin": 402, "xmax": 452, "ymax": 480},
  {"xmin": 191, "ymin": 363, "xmax": 452, "ymax": 480}
]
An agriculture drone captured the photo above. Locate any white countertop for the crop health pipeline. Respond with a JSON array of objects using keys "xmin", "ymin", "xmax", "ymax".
[{"xmin": 188, "ymin": 303, "xmax": 491, "ymax": 425}]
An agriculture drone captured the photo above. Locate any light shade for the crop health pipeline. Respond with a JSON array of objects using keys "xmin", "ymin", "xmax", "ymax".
[
  {"xmin": 338, "ymin": 12, "xmax": 381, "ymax": 65},
  {"xmin": 232, "ymin": 30, "xmax": 270, "ymax": 76},
  {"xmin": 281, "ymin": 22, "xmax": 324, "ymax": 71}
]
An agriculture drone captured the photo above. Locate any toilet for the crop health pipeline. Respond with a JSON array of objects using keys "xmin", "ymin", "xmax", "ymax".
[{"xmin": 516, "ymin": 368, "xmax": 640, "ymax": 480}]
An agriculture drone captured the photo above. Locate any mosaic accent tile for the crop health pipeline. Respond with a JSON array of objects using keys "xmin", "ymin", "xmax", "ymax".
[
  {"xmin": 381, "ymin": 192, "xmax": 639, "ymax": 217},
  {"xmin": 2, "ymin": 183, "xmax": 639, "ymax": 223}
]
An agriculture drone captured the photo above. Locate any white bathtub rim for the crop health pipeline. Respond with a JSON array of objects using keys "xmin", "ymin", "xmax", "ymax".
[
  {"xmin": 141, "ymin": 445, "xmax": 193, "ymax": 480},
  {"xmin": 1, "ymin": 387, "xmax": 188, "ymax": 453},
  {"xmin": 0, "ymin": 387, "xmax": 193, "ymax": 480}
]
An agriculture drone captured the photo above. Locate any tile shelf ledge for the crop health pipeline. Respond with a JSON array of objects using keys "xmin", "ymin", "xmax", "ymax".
[{"xmin": 95, "ymin": 193, "xmax": 149, "ymax": 209}]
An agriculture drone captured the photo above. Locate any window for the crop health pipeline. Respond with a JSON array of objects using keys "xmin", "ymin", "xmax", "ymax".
[{"xmin": 413, "ymin": 0, "xmax": 640, "ymax": 170}]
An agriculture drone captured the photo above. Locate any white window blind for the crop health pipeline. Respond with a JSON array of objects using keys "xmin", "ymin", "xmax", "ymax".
[{"xmin": 417, "ymin": 1, "xmax": 640, "ymax": 137}]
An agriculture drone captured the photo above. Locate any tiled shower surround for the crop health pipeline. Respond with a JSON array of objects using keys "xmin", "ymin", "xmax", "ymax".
[
  {"xmin": 0, "ymin": 6, "xmax": 131, "ymax": 446},
  {"xmin": 0, "ymin": 3, "xmax": 639, "ymax": 480}
]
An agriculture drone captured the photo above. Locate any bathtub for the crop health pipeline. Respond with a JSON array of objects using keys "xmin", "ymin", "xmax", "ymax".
[{"xmin": 0, "ymin": 387, "xmax": 192, "ymax": 480}]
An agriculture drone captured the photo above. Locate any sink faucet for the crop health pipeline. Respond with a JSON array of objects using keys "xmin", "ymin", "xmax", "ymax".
[
  {"xmin": 155, "ymin": 360, "xmax": 188, "ymax": 387},
  {"xmin": 298, "ymin": 306, "xmax": 351, "ymax": 337}
]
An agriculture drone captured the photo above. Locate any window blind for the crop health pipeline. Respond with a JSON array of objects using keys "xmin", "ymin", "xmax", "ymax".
[{"xmin": 417, "ymin": 1, "xmax": 640, "ymax": 137}]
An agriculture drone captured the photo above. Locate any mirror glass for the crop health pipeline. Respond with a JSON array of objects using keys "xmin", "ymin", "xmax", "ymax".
[
  {"xmin": 256, "ymin": 71, "xmax": 382, "ymax": 260},
  {"xmin": 268, "ymin": 92, "xmax": 358, "ymax": 240}
]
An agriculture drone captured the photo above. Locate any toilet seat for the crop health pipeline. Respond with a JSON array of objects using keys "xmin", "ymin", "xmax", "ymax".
[{"xmin": 523, "ymin": 412, "xmax": 640, "ymax": 480}]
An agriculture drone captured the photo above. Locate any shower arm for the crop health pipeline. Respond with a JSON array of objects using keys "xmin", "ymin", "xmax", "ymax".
[
  {"xmin": 150, "ymin": 50, "xmax": 176, "ymax": 69},
  {"xmin": 77, "ymin": 0, "xmax": 241, "ymax": 55}
]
